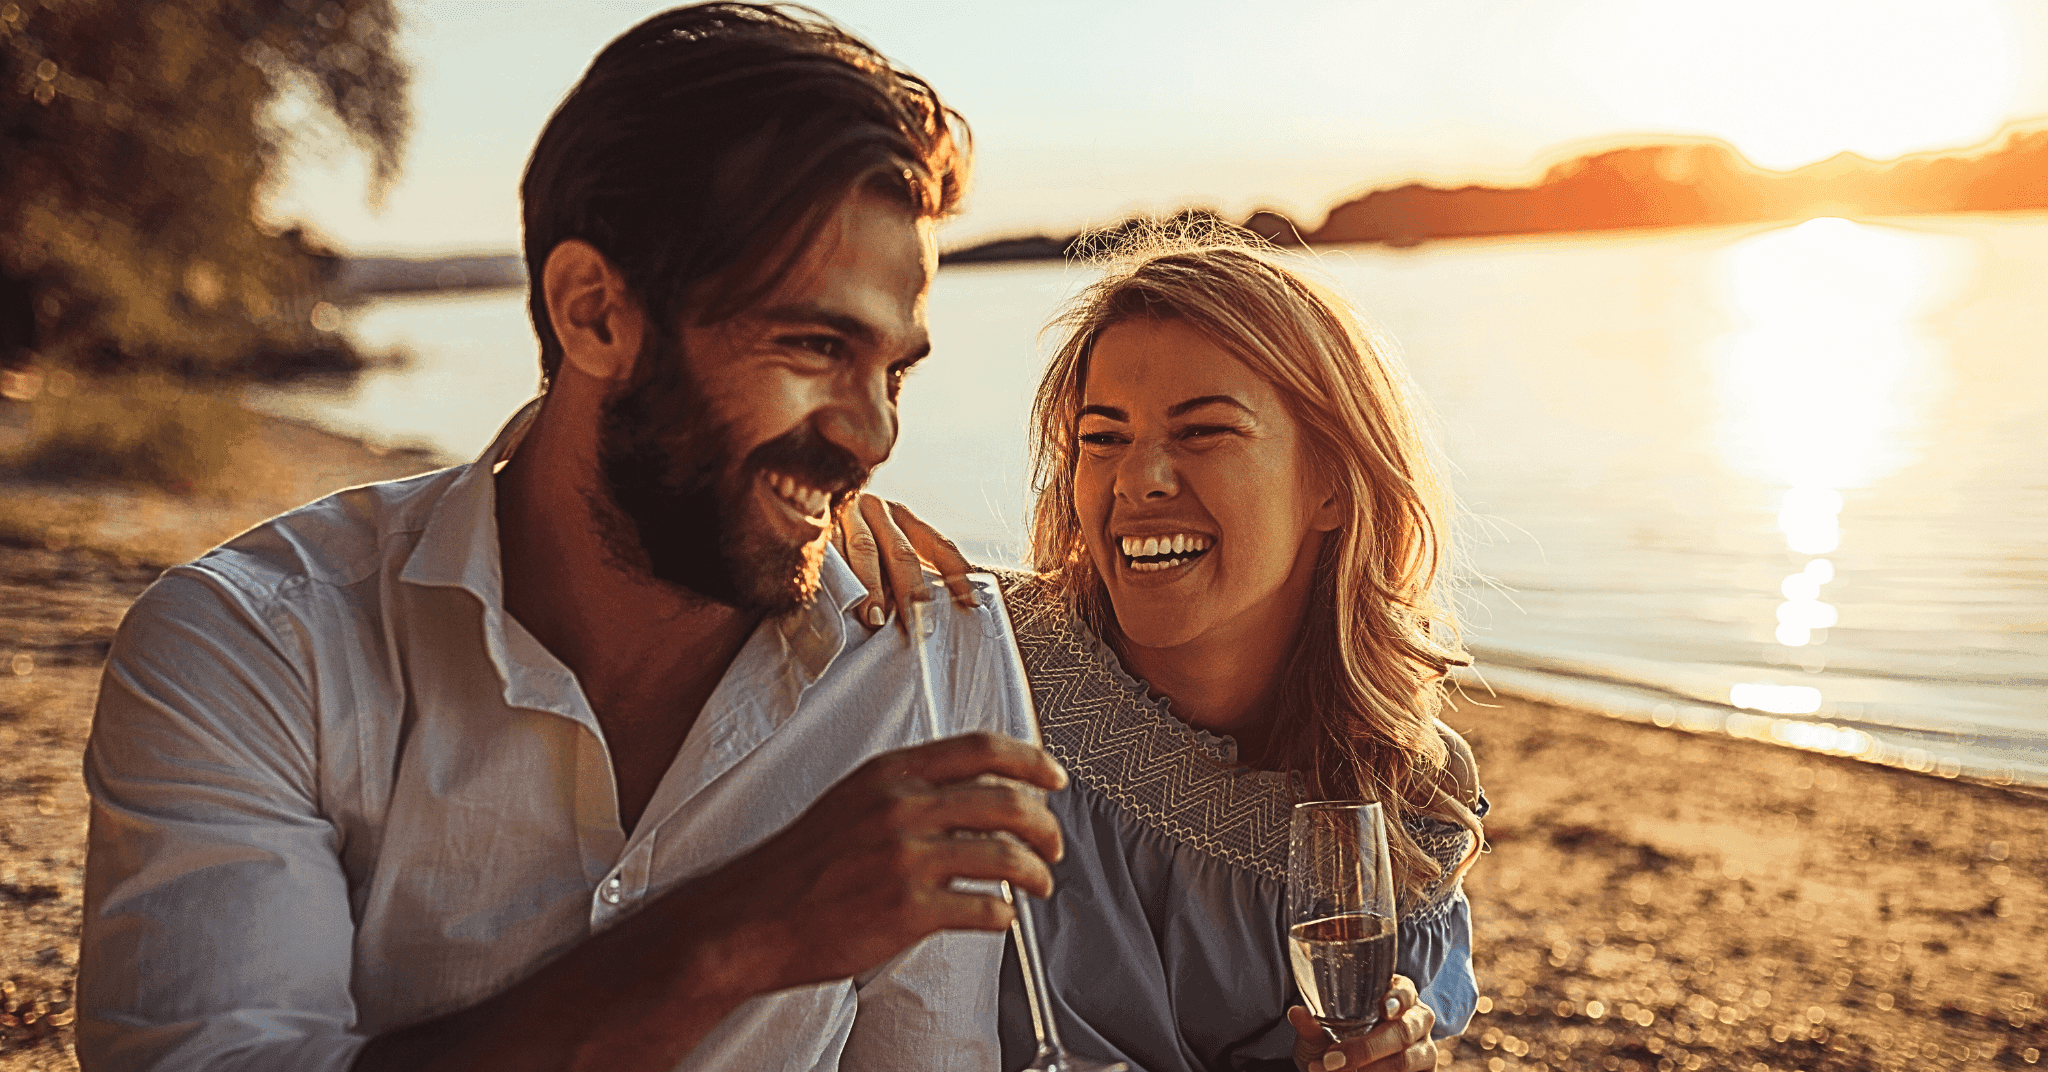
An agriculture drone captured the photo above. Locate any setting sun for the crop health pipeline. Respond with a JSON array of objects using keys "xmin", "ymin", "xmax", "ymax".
[{"xmin": 1617, "ymin": 0, "xmax": 2019, "ymax": 170}]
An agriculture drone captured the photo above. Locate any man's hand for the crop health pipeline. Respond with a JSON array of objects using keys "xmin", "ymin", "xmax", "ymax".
[
  {"xmin": 834, "ymin": 493, "xmax": 977, "ymax": 628},
  {"xmin": 687, "ymin": 731, "xmax": 1067, "ymax": 993},
  {"xmin": 1288, "ymin": 976, "xmax": 1439, "ymax": 1071}
]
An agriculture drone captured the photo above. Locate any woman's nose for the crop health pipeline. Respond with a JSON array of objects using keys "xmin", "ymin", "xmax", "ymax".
[{"xmin": 1115, "ymin": 439, "xmax": 1176, "ymax": 501}]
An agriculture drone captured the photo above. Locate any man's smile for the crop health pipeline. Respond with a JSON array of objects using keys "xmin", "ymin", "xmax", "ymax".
[{"xmin": 765, "ymin": 470, "xmax": 834, "ymax": 520}]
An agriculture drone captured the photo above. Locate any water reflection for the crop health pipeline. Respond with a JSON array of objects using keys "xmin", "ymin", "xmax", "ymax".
[{"xmin": 1715, "ymin": 217, "xmax": 1958, "ymax": 709}]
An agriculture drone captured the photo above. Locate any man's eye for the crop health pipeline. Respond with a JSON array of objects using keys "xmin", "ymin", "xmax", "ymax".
[
  {"xmin": 785, "ymin": 335, "xmax": 844, "ymax": 359},
  {"xmin": 887, "ymin": 362, "xmax": 916, "ymax": 397}
]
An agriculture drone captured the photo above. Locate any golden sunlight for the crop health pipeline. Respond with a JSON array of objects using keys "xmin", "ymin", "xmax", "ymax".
[{"xmin": 1618, "ymin": 0, "xmax": 2018, "ymax": 170}]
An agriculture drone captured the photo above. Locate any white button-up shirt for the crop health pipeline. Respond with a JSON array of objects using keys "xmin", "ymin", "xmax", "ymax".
[{"xmin": 77, "ymin": 402, "xmax": 1032, "ymax": 1072}]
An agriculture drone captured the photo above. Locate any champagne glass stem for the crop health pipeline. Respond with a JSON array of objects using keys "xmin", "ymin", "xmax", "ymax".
[{"xmin": 1007, "ymin": 887, "xmax": 1065, "ymax": 1066}]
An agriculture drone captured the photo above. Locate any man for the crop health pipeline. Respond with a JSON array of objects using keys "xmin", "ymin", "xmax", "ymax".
[{"xmin": 76, "ymin": 6, "xmax": 1063, "ymax": 1071}]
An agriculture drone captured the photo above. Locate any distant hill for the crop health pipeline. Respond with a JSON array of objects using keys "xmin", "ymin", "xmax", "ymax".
[{"xmin": 942, "ymin": 124, "xmax": 2048, "ymax": 263}]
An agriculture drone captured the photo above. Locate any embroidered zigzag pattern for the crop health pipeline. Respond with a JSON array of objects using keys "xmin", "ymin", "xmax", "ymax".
[{"xmin": 1005, "ymin": 575, "xmax": 1294, "ymax": 882}]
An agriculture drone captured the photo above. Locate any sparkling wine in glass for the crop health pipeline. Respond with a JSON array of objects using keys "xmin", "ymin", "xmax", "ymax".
[
  {"xmin": 909, "ymin": 591, "xmax": 1126, "ymax": 1072},
  {"xmin": 1287, "ymin": 800, "xmax": 1398, "ymax": 1040}
]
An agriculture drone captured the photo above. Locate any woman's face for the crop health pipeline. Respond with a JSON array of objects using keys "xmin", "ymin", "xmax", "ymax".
[{"xmin": 1075, "ymin": 317, "xmax": 1341, "ymax": 652}]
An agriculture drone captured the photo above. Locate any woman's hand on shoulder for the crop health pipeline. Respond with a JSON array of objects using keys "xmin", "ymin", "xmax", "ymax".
[
  {"xmin": 1288, "ymin": 975, "xmax": 1438, "ymax": 1071},
  {"xmin": 832, "ymin": 494, "xmax": 979, "ymax": 629}
]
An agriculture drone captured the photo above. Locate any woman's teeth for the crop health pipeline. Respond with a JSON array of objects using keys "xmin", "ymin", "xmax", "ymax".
[
  {"xmin": 1119, "ymin": 533, "xmax": 1213, "ymax": 573},
  {"xmin": 768, "ymin": 472, "xmax": 831, "ymax": 517}
]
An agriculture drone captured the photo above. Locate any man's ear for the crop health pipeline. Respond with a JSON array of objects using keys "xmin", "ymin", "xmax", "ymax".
[{"xmin": 543, "ymin": 239, "xmax": 646, "ymax": 383}]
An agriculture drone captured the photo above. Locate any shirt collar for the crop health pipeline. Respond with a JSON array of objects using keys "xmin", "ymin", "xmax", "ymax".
[
  {"xmin": 397, "ymin": 396, "xmax": 539, "ymax": 598},
  {"xmin": 776, "ymin": 545, "xmax": 868, "ymax": 687}
]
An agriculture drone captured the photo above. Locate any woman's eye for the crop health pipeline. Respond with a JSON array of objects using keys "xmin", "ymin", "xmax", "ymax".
[
  {"xmin": 1078, "ymin": 432, "xmax": 1123, "ymax": 446},
  {"xmin": 1181, "ymin": 425, "xmax": 1232, "ymax": 440}
]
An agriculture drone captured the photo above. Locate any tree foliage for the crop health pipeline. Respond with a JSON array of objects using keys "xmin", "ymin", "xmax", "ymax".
[{"xmin": 0, "ymin": 0, "xmax": 409, "ymax": 378}]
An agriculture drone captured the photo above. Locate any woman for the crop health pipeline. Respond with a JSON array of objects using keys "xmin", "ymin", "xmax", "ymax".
[{"xmin": 849, "ymin": 230, "xmax": 1483, "ymax": 1072}]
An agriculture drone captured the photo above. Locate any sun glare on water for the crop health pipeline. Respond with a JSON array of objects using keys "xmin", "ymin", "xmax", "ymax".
[
  {"xmin": 1618, "ymin": 0, "xmax": 2018, "ymax": 169},
  {"xmin": 1715, "ymin": 216, "xmax": 1968, "ymax": 717}
]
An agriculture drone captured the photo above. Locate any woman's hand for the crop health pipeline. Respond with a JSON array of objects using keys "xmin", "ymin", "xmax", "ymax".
[
  {"xmin": 1288, "ymin": 975, "xmax": 1438, "ymax": 1071},
  {"xmin": 832, "ymin": 493, "xmax": 978, "ymax": 629}
]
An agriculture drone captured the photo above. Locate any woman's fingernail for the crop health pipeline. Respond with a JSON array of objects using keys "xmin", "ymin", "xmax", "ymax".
[
  {"xmin": 1322, "ymin": 1050, "xmax": 1346, "ymax": 1070},
  {"xmin": 1386, "ymin": 996, "xmax": 1402, "ymax": 1019},
  {"xmin": 866, "ymin": 605, "xmax": 885, "ymax": 628}
]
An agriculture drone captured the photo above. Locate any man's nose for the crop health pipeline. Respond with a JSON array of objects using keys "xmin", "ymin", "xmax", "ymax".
[
  {"xmin": 815, "ymin": 375, "xmax": 896, "ymax": 472},
  {"xmin": 1115, "ymin": 439, "xmax": 1176, "ymax": 501}
]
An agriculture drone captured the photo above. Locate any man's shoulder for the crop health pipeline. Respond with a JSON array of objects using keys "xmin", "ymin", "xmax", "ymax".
[
  {"xmin": 119, "ymin": 465, "xmax": 467, "ymax": 655},
  {"xmin": 189, "ymin": 464, "xmax": 464, "ymax": 600}
]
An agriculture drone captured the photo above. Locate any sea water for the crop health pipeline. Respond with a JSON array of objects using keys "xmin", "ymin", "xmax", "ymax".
[{"xmin": 250, "ymin": 214, "xmax": 2048, "ymax": 786}]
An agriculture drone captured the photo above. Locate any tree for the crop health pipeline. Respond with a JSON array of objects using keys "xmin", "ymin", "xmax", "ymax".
[{"xmin": 0, "ymin": 0, "xmax": 409, "ymax": 379}]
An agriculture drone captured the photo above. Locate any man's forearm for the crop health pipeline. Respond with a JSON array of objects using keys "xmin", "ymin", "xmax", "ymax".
[{"xmin": 352, "ymin": 882, "xmax": 760, "ymax": 1072}]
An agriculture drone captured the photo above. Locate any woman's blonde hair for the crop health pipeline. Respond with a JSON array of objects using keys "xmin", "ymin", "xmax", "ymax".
[{"xmin": 1028, "ymin": 222, "xmax": 1481, "ymax": 895}]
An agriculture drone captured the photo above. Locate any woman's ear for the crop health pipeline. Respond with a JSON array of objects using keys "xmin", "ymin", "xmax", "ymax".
[
  {"xmin": 543, "ymin": 239, "xmax": 646, "ymax": 383},
  {"xmin": 1309, "ymin": 485, "xmax": 1346, "ymax": 533}
]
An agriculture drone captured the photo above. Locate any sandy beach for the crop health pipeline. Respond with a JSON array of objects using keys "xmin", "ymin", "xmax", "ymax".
[
  {"xmin": 1, "ymin": 409, "xmax": 2042, "ymax": 1071},
  {"xmin": 1443, "ymin": 693, "xmax": 2046, "ymax": 1072}
]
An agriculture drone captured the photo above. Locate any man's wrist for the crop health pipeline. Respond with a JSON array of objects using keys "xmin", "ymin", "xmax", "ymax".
[{"xmin": 636, "ymin": 875, "xmax": 785, "ymax": 1018}]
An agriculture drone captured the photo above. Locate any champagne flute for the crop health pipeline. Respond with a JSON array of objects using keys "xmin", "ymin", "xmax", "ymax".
[
  {"xmin": 1287, "ymin": 801, "xmax": 1398, "ymax": 1040},
  {"xmin": 909, "ymin": 591, "xmax": 1126, "ymax": 1072}
]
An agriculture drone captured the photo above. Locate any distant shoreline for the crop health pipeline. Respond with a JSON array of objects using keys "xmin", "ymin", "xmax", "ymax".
[{"xmin": 327, "ymin": 125, "xmax": 2048, "ymax": 291}]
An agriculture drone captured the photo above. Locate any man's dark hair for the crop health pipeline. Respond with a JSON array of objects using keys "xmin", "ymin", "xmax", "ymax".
[{"xmin": 521, "ymin": 2, "xmax": 969, "ymax": 385}]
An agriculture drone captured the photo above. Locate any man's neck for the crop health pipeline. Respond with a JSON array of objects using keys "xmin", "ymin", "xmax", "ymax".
[{"xmin": 493, "ymin": 380, "xmax": 761, "ymax": 830}]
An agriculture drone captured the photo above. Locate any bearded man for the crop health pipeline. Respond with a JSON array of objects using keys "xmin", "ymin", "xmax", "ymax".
[{"xmin": 75, "ymin": 7, "xmax": 1063, "ymax": 1071}]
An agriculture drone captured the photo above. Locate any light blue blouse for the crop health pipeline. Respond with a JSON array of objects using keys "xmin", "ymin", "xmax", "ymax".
[{"xmin": 995, "ymin": 575, "xmax": 1484, "ymax": 1072}]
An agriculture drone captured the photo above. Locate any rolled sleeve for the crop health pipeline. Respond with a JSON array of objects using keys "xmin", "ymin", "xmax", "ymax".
[{"xmin": 78, "ymin": 569, "xmax": 365, "ymax": 1072}]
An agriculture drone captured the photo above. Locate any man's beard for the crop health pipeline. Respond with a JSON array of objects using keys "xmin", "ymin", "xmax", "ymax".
[{"xmin": 593, "ymin": 344, "xmax": 870, "ymax": 615}]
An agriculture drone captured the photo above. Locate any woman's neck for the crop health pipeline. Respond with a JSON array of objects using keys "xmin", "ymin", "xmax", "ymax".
[{"xmin": 1114, "ymin": 634, "xmax": 1291, "ymax": 765}]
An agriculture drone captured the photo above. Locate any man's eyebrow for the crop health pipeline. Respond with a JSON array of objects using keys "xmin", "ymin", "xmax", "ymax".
[
  {"xmin": 755, "ymin": 303, "xmax": 877, "ymax": 343},
  {"xmin": 1166, "ymin": 394, "xmax": 1253, "ymax": 418},
  {"xmin": 754, "ymin": 303, "xmax": 932, "ymax": 360}
]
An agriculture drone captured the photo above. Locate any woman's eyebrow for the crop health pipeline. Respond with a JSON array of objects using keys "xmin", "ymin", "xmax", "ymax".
[
  {"xmin": 1166, "ymin": 394, "xmax": 1252, "ymax": 418},
  {"xmin": 1080, "ymin": 404, "xmax": 1127, "ymax": 421}
]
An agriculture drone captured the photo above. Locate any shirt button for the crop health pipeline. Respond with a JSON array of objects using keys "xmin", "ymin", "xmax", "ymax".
[{"xmin": 601, "ymin": 877, "xmax": 623, "ymax": 904}]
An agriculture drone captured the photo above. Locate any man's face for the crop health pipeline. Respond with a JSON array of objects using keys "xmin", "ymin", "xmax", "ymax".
[{"xmin": 596, "ymin": 190, "xmax": 935, "ymax": 614}]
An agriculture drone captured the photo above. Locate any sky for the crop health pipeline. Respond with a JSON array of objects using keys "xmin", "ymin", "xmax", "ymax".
[{"xmin": 266, "ymin": 0, "xmax": 2048, "ymax": 256}]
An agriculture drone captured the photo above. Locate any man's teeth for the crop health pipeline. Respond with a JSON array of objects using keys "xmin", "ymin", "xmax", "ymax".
[
  {"xmin": 768, "ymin": 473, "xmax": 831, "ymax": 516},
  {"xmin": 1118, "ymin": 533, "xmax": 1213, "ymax": 572}
]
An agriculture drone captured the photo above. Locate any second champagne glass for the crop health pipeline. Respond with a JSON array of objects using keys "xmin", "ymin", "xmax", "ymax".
[
  {"xmin": 1286, "ymin": 800, "xmax": 1399, "ymax": 1040},
  {"xmin": 909, "ymin": 590, "xmax": 1126, "ymax": 1072}
]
